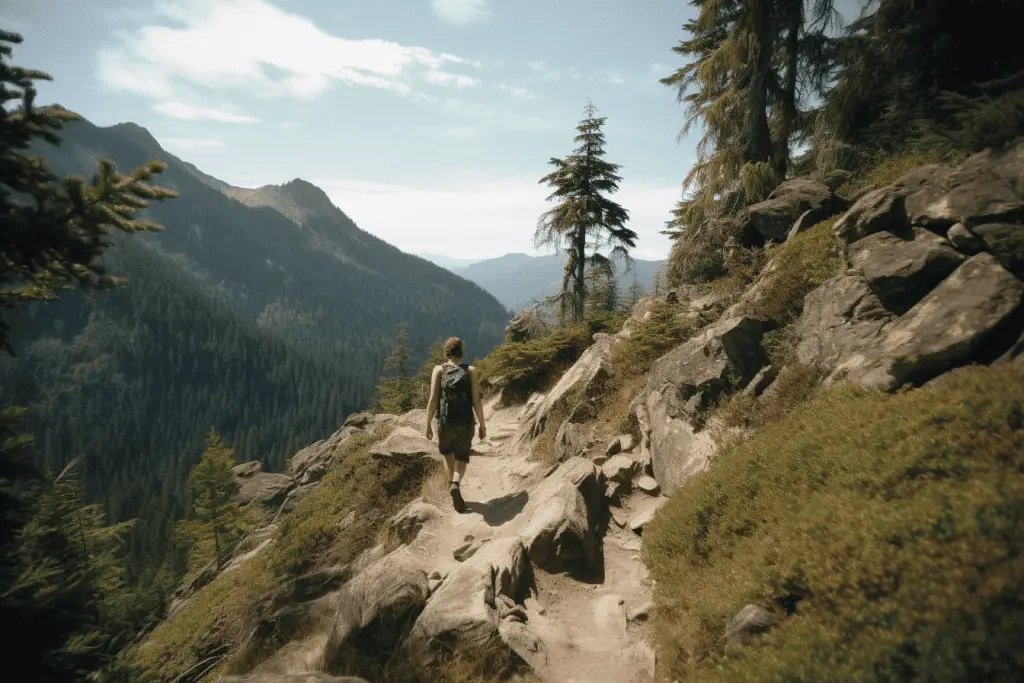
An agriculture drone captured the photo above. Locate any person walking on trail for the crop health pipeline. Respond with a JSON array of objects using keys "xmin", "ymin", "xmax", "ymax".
[{"xmin": 425, "ymin": 336, "xmax": 486, "ymax": 513}]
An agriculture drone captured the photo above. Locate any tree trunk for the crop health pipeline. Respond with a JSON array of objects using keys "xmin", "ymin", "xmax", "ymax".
[
  {"xmin": 212, "ymin": 507, "xmax": 221, "ymax": 567},
  {"xmin": 745, "ymin": 2, "xmax": 776, "ymax": 165},
  {"xmin": 774, "ymin": 0, "xmax": 802, "ymax": 177},
  {"xmin": 574, "ymin": 228, "xmax": 586, "ymax": 321}
]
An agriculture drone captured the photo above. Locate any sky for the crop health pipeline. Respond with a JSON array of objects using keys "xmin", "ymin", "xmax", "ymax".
[{"xmin": 5, "ymin": 0, "xmax": 707, "ymax": 260}]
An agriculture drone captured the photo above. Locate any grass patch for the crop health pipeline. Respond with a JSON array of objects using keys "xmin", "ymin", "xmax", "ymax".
[
  {"xmin": 477, "ymin": 314, "xmax": 623, "ymax": 403},
  {"xmin": 835, "ymin": 149, "xmax": 965, "ymax": 200},
  {"xmin": 612, "ymin": 301, "xmax": 704, "ymax": 379},
  {"xmin": 644, "ymin": 364, "xmax": 1024, "ymax": 683},
  {"xmin": 710, "ymin": 363, "xmax": 821, "ymax": 439},
  {"xmin": 743, "ymin": 219, "xmax": 843, "ymax": 326}
]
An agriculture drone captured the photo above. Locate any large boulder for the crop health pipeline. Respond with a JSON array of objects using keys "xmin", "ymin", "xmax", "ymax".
[
  {"xmin": 971, "ymin": 223, "xmax": 1024, "ymax": 278},
  {"xmin": 829, "ymin": 252, "xmax": 1024, "ymax": 391},
  {"xmin": 290, "ymin": 425, "xmax": 364, "ymax": 481},
  {"xmin": 505, "ymin": 307, "xmax": 548, "ymax": 342},
  {"xmin": 746, "ymin": 178, "xmax": 847, "ymax": 243},
  {"xmin": 517, "ymin": 333, "xmax": 614, "ymax": 441},
  {"xmin": 342, "ymin": 411, "xmax": 376, "ymax": 429},
  {"xmin": 233, "ymin": 461, "xmax": 295, "ymax": 507},
  {"xmin": 323, "ymin": 547, "xmax": 430, "ymax": 671},
  {"xmin": 367, "ymin": 427, "xmax": 440, "ymax": 464},
  {"xmin": 637, "ymin": 315, "xmax": 768, "ymax": 494},
  {"xmin": 847, "ymin": 227, "xmax": 965, "ymax": 314},
  {"xmin": 388, "ymin": 499, "xmax": 442, "ymax": 544},
  {"xmin": 504, "ymin": 457, "xmax": 603, "ymax": 574},
  {"xmin": 404, "ymin": 537, "xmax": 530, "ymax": 662}
]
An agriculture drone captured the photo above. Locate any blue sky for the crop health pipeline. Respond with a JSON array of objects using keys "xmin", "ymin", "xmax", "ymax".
[{"xmin": 6, "ymin": 0, "xmax": 705, "ymax": 260}]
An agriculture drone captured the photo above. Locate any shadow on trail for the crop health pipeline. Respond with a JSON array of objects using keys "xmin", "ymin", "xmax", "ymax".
[{"xmin": 465, "ymin": 490, "xmax": 529, "ymax": 526}]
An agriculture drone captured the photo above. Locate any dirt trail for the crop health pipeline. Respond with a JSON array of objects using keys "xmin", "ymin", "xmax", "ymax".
[{"xmin": 409, "ymin": 397, "xmax": 657, "ymax": 683}]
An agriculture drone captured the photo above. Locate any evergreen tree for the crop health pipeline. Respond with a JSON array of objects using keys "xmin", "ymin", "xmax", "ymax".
[
  {"xmin": 0, "ymin": 30, "xmax": 176, "ymax": 353},
  {"xmin": 653, "ymin": 270, "xmax": 664, "ymax": 297},
  {"xmin": 584, "ymin": 263, "xmax": 619, "ymax": 316},
  {"xmin": 625, "ymin": 271, "xmax": 645, "ymax": 311},
  {"xmin": 536, "ymin": 102, "xmax": 637, "ymax": 322},
  {"xmin": 178, "ymin": 429, "xmax": 243, "ymax": 570},
  {"xmin": 374, "ymin": 323, "xmax": 419, "ymax": 414},
  {"xmin": 418, "ymin": 338, "xmax": 447, "ymax": 405}
]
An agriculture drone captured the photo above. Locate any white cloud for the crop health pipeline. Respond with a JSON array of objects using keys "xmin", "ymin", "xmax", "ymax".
[
  {"xmin": 96, "ymin": 0, "xmax": 481, "ymax": 103},
  {"xmin": 162, "ymin": 137, "xmax": 226, "ymax": 149},
  {"xmin": 314, "ymin": 174, "xmax": 678, "ymax": 260},
  {"xmin": 431, "ymin": 0, "xmax": 491, "ymax": 26},
  {"xmin": 494, "ymin": 83, "xmax": 535, "ymax": 100},
  {"xmin": 154, "ymin": 101, "xmax": 260, "ymax": 122}
]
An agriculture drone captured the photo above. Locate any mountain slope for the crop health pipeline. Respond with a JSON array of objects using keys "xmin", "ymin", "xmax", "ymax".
[{"xmin": 453, "ymin": 252, "xmax": 667, "ymax": 312}]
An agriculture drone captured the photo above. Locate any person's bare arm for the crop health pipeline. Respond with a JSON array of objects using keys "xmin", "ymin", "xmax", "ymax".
[
  {"xmin": 468, "ymin": 366, "xmax": 486, "ymax": 439},
  {"xmin": 425, "ymin": 365, "xmax": 441, "ymax": 439}
]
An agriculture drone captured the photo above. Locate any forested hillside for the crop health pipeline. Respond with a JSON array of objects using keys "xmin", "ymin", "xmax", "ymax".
[{"xmin": 2, "ymin": 118, "xmax": 510, "ymax": 585}]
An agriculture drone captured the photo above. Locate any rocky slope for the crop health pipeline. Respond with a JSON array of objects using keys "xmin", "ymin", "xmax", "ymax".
[{"xmin": 141, "ymin": 142, "xmax": 1023, "ymax": 683}]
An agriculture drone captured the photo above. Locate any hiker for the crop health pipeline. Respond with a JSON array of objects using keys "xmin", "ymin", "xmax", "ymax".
[{"xmin": 425, "ymin": 336, "xmax": 486, "ymax": 513}]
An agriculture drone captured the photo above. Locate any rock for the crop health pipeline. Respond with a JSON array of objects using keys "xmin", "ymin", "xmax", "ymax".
[
  {"xmin": 629, "ymin": 640, "xmax": 657, "ymax": 679},
  {"xmin": 323, "ymin": 547, "xmax": 430, "ymax": 671},
  {"xmin": 505, "ymin": 307, "xmax": 548, "ymax": 342},
  {"xmin": 453, "ymin": 536, "xmax": 490, "ymax": 562},
  {"xmin": 787, "ymin": 208, "xmax": 824, "ymax": 240},
  {"xmin": 554, "ymin": 418, "xmax": 593, "ymax": 463},
  {"xmin": 640, "ymin": 316, "xmax": 768, "ymax": 493},
  {"xmin": 725, "ymin": 604, "xmax": 780, "ymax": 646},
  {"xmin": 745, "ymin": 178, "xmax": 847, "ymax": 243},
  {"xmin": 368, "ymin": 427, "xmax": 440, "ymax": 463},
  {"xmin": 830, "ymin": 252, "xmax": 1024, "ymax": 390},
  {"xmin": 847, "ymin": 226, "xmax": 965, "ymax": 314},
  {"xmin": 635, "ymin": 476, "xmax": 661, "ymax": 496},
  {"xmin": 391, "ymin": 408, "xmax": 429, "ymax": 432},
  {"xmin": 592, "ymin": 454, "xmax": 609, "ymax": 466},
  {"xmin": 629, "ymin": 496, "xmax": 668, "ymax": 533},
  {"xmin": 233, "ymin": 460, "xmax": 262, "ymax": 477},
  {"xmin": 518, "ymin": 333, "xmax": 614, "ymax": 441},
  {"xmin": 795, "ymin": 272, "xmax": 895, "ymax": 372},
  {"xmin": 833, "ymin": 186, "xmax": 910, "ymax": 244},
  {"xmin": 741, "ymin": 365, "xmax": 778, "ymax": 398},
  {"xmin": 389, "ymin": 498, "xmax": 442, "ymax": 544},
  {"xmin": 290, "ymin": 425, "xmax": 362, "ymax": 481},
  {"xmin": 427, "ymin": 578, "xmax": 442, "ymax": 595},
  {"xmin": 604, "ymin": 434, "xmax": 634, "ymax": 457},
  {"xmin": 592, "ymin": 594, "xmax": 626, "ymax": 634},
  {"xmin": 342, "ymin": 411, "xmax": 375, "ymax": 429},
  {"xmin": 508, "ymin": 457, "xmax": 603, "ymax": 574},
  {"xmin": 233, "ymin": 462, "xmax": 295, "ymax": 507},
  {"xmin": 605, "ymin": 479, "xmax": 624, "ymax": 500},
  {"xmin": 610, "ymin": 509, "xmax": 629, "ymax": 528},
  {"xmin": 220, "ymin": 675, "xmax": 370, "ymax": 683},
  {"xmin": 627, "ymin": 599, "xmax": 655, "ymax": 623},
  {"xmin": 274, "ymin": 484, "xmax": 316, "ymax": 521},
  {"xmin": 602, "ymin": 454, "xmax": 638, "ymax": 484},
  {"xmin": 971, "ymin": 223, "xmax": 1024, "ymax": 277},
  {"xmin": 405, "ymin": 538, "xmax": 529, "ymax": 661},
  {"xmin": 909, "ymin": 142, "xmax": 1024, "ymax": 229},
  {"xmin": 946, "ymin": 222, "xmax": 987, "ymax": 254}
]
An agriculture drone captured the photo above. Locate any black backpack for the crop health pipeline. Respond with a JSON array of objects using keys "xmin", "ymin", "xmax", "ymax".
[{"xmin": 438, "ymin": 363, "xmax": 474, "ymax": 428}]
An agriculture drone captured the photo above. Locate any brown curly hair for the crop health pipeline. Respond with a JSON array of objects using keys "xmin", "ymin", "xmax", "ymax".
[{"xmin": 443, "ymin": 337, "xmax": 464, "ymax": 359}]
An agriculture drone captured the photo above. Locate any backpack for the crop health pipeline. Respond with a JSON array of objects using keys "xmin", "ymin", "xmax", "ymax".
[{"xmin": 438, "ymin": 363, "xmax": 474, "ymax": 428}]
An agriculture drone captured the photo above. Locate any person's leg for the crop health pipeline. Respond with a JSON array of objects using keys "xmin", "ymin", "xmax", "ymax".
[
  {"xmin": 449, "ymin": 427, "xmax": 471, "ymax": 513},
  {"xmin": 452, "ymin": 459, "xmax": 467, "ymax": 484}
]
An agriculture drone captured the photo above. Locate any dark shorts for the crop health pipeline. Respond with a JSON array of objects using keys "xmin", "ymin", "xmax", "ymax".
[{"xmin": 438, "ymin": 424, "xmax": 474, "ymax": 463}]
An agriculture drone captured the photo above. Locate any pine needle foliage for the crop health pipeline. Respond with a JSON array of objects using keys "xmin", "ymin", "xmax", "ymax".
[
  {"xmin": 0, "ymin": 30, "xmax": 176, "ymax": 353},
  {"xmin": 536, "ymin": 102, "xmax": 637, "ymax": 322}
]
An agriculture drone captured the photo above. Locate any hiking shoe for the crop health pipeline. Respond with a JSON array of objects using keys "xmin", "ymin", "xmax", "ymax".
[{"xmin": 450, "ymin": 485, "xmax": 467, "ymax": 513}]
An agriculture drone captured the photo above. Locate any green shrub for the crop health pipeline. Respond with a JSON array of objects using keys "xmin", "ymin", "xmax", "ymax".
[
  {"xmin": 835, "ymin": 148, "xmax": 964, "ymax": 200},
  {"xmin": 644, "ymin": 364, "xmax": 1024, "ymax": 683},
  {"xmin": 745, "ymin": 219, "xmax": 843, "ymax": 325},
  {"xmin": 612, "ymin": 301, "xmax": 703, "ymax": 379},
  {"xmin": 477, "ymin": 313, "xmax": 622, "ymax": 403}
]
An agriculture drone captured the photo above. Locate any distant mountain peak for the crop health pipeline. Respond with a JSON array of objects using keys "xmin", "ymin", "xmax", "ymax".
[
  {"xmin": 108, "ymin": 122, "xmax": 162, "ymax": 150},
  {"xmin": 223, "ymin": 177, "xmax": 339, "ymax": 226}
]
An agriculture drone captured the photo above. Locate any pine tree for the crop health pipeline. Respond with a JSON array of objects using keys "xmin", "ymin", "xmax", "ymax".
[
  {"xmin": 418, "ymin": 338, "xmax": 447, "ymax": 405},
  {"xmin": 179, "ymin": 429, "xmax": 242, "ymax": 570},
  {"xmin": 375, "ymin": 323, "xmax": 419, "ymax": 414},
  {"xmin": 0, "ymin": 30, "xmax": 176, "ymax": 353},
  {"xmin": 536, "ymin": 102, "xmax": 637, "ymax": 322},
  {"xmin": 625, "ymin": 271, "xmax": 645, "ymax": 311},
  {"xmin": 653, "ymin": 270, "xmax": 664, "ymax": 297}
]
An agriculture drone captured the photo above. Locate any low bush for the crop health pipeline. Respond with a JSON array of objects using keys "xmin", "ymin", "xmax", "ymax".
[
  {"xmin": 611, "ymin": 301, "xmax": 703, "ymax": 379},
  {"xmin": 644, "ymin": 364, "xmax": 1024, "ymax": 683},
  {"xmin": 744, "ymin": 219, "xmax": 843, "ymax": 326},
  {"xmin": 476, "ymin": 313, "xmax": 622, "ymax": 403}
]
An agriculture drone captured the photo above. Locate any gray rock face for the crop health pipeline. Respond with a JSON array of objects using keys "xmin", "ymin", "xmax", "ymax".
[
  {"xmin": 638, "ymin": 316, "xmax": 768, "ymax": 493},
  {"xmin": 388, "ymin": 499, "xmax": 442, "ymax": 544},
  {"xmin": 725, "ymin": 604, "xmax": 780, "ymax": 646},
  {"xmin": 554, "ymin": 418, "xmax": 593, "ymax": 463},
  {"xmin": 290, "ymin": 425, "xmax": 362, "ymax": 484},
  {"xmin": 323, "ymin": 547, "xmax": 430, "ymax": 671},
  {"xmin": 741, "ymin": 365, "xmax": 778, "ymax": 398},
  {"xmin": 342, "ymin": 411, "xmax": 375, "ymax": 429},
  {"xmin": 367, "ymin": 427, "xmax": 440, "ymax": 464},
  {"xmin": 233, "ymin": 461, "xmax": 296, "ymax": 507},
  {"xmin": 909, "ymin": 144, "xmax": 1024, "ymax": 228},
  {"xmin": 831, "ymin": 253, "xmax": 1024, "ymax": 391},
  {"xmin": 946, "ymin": 222, "xmax": 987, "ymax": 254},
  {"xmin": 972, "ymin": 222, "xmax": 1024, "ymax": 277},
  {"xmin": 505, "ymin": 307, "xmax": 548, "ymax": 343},
  {"xmin": 602, "ymin": 455, "xmax": 638, "ymax": 484},
  {"xmin": 517, "ymin": 333, "xmax": 614, "ymax": 441},
  {"xmin": 833, "ymin": 186, "xmax": 910, "ymax": 244},
  {"xmin": 405, "ymin": 537, "xmax": 529, "ymax": 661},
  {"xmin": 847, "ymin": 227, "xmax": 965, "ymax": 313},
  {"xmin": 507, "ymin": 457, "xmax": 602, "ymax": 574},
  {"xmin": 746, "ymin": 178, "xmax": 847, "ymax": 242}
]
